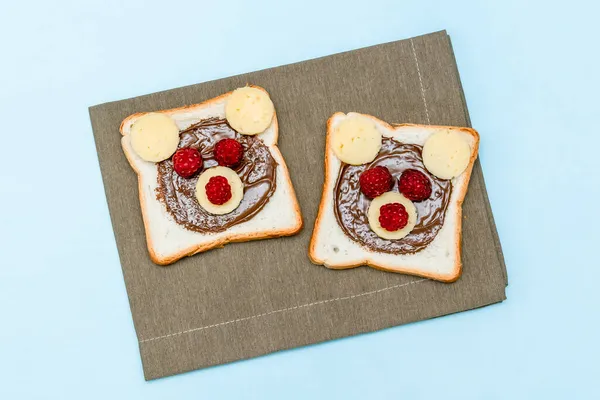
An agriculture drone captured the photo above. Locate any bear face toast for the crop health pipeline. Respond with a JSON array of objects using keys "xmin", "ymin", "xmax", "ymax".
[
  {"xmin": 309, "ymin": 112, "xmax": 479, "ymax": 282},
  {"xmin": 120, "ymin": 86, "xmax": 302, "ymax": 265}
]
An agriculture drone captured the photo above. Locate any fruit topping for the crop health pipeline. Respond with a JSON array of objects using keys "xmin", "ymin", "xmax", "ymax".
[
  {"xmin": 205, "ymin": 176, "xmax": 232, "ymax": 205},
  {"xmin": 378, "ymin": 203, "xmax": 409, "ymax": 231},
  {"xmin": 359, "ymin": 166, "xmax": 393, "ymax": 199},
  {"xmin": 172, "ymin": 147, "xmax": 202, "ymax": 178},
  {"xmin": 398, "ymin": 169, "xmax": 432, "ymax": 201},
  {"xmin": 214, "ymin": 138, "xmax": 244, "ymax": 167}
]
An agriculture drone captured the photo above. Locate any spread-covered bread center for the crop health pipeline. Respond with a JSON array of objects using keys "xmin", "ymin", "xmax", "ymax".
[{"xmin": 156, "ymin": 118, "xmax": 278, "ymax": 233}]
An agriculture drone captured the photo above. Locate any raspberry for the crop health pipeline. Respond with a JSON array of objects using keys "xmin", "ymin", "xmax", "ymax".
[
  {"xmin": 172, "ymin": 148, "xmax": 202, "ymax": 178},
  {"xmin": 378, "ymin": 203, "xmax": 409, "ymax": 231},
  {"xmin": 398, "ymin": 169, "xmax": 432, "ymax": 201},
  {"xmin": 214, "ymin": 138, "xmax": 244, "ymax": 167},
  {"xmin": 359, "ymin": 166, "xmax": 393, "ymax": 198},
  {"xmin": 205, "ymin": 176, "xmax": 232, "ymax": 205}
]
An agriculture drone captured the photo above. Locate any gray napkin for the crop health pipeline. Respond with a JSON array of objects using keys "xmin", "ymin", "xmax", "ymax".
[{"xmin": 89, "ymin": 30, "xmax": 507, "ymax": 380}]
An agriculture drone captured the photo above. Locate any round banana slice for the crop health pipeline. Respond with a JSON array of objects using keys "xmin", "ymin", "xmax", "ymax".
[
  {"xmin": 331, "ymin": 115, "xmax": 382, "ymax": 165},
  {"xmin": 367, "ymin": 192, "xmax": 417, "ymax": 240},
  {"xmin": 225, "ymin": 87, "xmax": 275, "ymax": 135},
  {"xmin": 422, "ymin": 129, "xmax": 471, "ymax": 180},
  {"xmin": 195, "ymin": 166, "xmax": 244, "ymax": 215},
  {"xmin": 130, "ymin": 113, "xmax": 180, "ymax": 162}
]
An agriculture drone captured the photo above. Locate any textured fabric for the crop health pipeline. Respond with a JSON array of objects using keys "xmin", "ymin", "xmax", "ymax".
[{"xmin": 89, "ymin": 30, "xmax": 507, "ymax": 380}]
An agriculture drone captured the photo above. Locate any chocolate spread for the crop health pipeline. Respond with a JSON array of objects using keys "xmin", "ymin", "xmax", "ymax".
[
  {"xmin": 156, "ymin": 118, "xmax": 277, "ymax": 233},
  {"xmin": 334, "ymin": 138, "xmax": 451, "ymax": 254}
]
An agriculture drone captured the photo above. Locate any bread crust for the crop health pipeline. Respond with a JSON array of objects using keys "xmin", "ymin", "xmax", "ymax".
[
  {"xmin": 308, "ymin": 113, "xmax": 479, "ymax": 282},
  {"xmin": 120, "ymin": 85, "xmax": 303, "ymax": 265}
]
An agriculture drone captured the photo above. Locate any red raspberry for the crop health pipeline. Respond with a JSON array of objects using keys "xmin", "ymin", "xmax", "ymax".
[
  {"xmin": 173, "ymin": 148, "xmax": 203, "ymax": 178},
  {"xmin": 398, "ymin": 169, "xmax": 432, "ymax": 201},
  {"xmin": 359, "ymin": 166, "xmax": 393, "ymax": 198},
  {"xmin": 214, "ymin": 139, "xmax": 244, "ymax": 167},
  {"xmin": 378, "ymin": 203, "xmax": 409, "ymax": 231},
  {"xmin": 205, "ymin": 176, "xmax": 232, "ymax": 205}
]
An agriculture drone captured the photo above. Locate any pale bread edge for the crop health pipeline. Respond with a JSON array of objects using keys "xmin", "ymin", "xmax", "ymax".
[
  {"xmin": 308, "ymin": 112, "xmax": 480, "ymax": 282},
  {"xmin": 120, "ymin": 86, "xmax": 302, "ymax": 265}
]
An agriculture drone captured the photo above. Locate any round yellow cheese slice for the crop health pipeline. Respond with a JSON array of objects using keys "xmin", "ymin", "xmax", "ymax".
[
  {"xmin": 331, "ymin": 116, "xmax": 382, "ymax": 165},
  {"xmin": 225, "ymin": 87, "xmax": 275, "ymax": 135},
  {"xmin": 130, "ymin": 113, "xmax": 180, "ymax": 162},
  {"xmin": 422, "ymin": 129, "xmax": 471, "ymax": 180},
  {"xmin": 367, "ymin": 192, "xmax": 417, "ymax": 240},
  {"xmin": 195, "ymin": 166, "xmax": 244, "ymax": 215}
]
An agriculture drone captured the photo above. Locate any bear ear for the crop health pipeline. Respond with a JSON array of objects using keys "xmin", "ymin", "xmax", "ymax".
[
  {"xmin": 120, "ymin": 113, "xmax": 164, "ymax": 174},
  {"xmin": 227, "ymin": 85, "xmax": 279, "ymax": 147}
]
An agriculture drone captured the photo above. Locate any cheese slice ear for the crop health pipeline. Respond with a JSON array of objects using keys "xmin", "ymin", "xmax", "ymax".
[
  {"xmin": 225, "ymin": 87, "xmax": 275, "ymax": 135},
  {"xmin": 422, "ymin": 129, "xmax": 471, "ymax": 179},
  {"xmin": 130, "ymin": 113, "xmax": 179, "ymax": 162},
  {"xmin": 331, "ymin": 115, "xmax": 382, "ymax": 165}
]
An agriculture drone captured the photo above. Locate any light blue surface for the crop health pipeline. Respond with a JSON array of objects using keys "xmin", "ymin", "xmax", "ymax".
[{"xmin": 1, "ymin": 0, "xmax": 598, "ymax": 398}]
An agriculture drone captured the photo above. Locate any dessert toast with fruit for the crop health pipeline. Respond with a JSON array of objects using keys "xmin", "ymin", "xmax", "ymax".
[
  {"xmin": 121, "ymin": 86, "xmax": 302, "ymax": 265},
  {"xmin": 309, "ymin": 112, "xmax": 479, "ymax": 282}
]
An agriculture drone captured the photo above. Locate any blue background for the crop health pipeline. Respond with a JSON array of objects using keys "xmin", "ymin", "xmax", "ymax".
[{"xmin": 1, "ymin": 0, "xmax": 599, "ymax": 398}]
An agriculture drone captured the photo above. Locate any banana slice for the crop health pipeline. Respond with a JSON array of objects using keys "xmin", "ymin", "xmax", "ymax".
[
  {"xmin": 225, "ymin": 87, "xmax": 275, "ymax": 135},
  {"xmin": 367, "ymin": 192, "xmax": 417, "ymax": 240},
  {"xmin": 422, "ymin": 129, "xmax": 471, "ymax": 180},
  {"xmin": 195, "ymin": 166, "xmax": 244, "ymax": 215},
  {"xmin": 332, "ymin": 115, "xmax": 382, "ymax": 165},
  {"xmin": 130, "ymin": 113, "xmax": 180, "ymax": 162}
]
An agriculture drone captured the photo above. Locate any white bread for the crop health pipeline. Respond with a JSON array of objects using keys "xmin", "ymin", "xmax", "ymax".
[
  {"xmin": 120, "ymin": 86, "xmax": 302, "ymax": 265},
  {"xmin": 309, "ymin": 112, "xmax": 479, "ymax": 282}
]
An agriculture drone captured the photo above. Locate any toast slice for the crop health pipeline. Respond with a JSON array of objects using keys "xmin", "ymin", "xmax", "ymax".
[
  {"xmin": 309, "ymin": 112, "xmax": 479, "ymax": 282},
  {"xmin": 120, "ymin": 87, "xmax": 302, "ymax": 265}
]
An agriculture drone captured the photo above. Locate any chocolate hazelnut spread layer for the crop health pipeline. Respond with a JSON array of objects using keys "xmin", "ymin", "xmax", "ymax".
[
  {"xmin": 156, "ymin": 118, "xmax": 277, "ymax": 233},
  {"xmin": 334, "ymin": 138, "xmax": 452, "ymax": 254}
]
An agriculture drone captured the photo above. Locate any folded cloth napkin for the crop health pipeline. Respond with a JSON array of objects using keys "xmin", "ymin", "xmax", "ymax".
[{"xmin": 89, "ymin": 30, "xmax": 507, "ymax": 380}]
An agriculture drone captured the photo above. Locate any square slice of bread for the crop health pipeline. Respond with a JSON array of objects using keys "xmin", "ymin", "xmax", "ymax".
[
  {"xmin": 309, "ymin": 112, "xmax": 480, "ymax": 282},
  {"xmin": 120, "ymin": 87, "xmax": 302, "ymax": 265}
]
